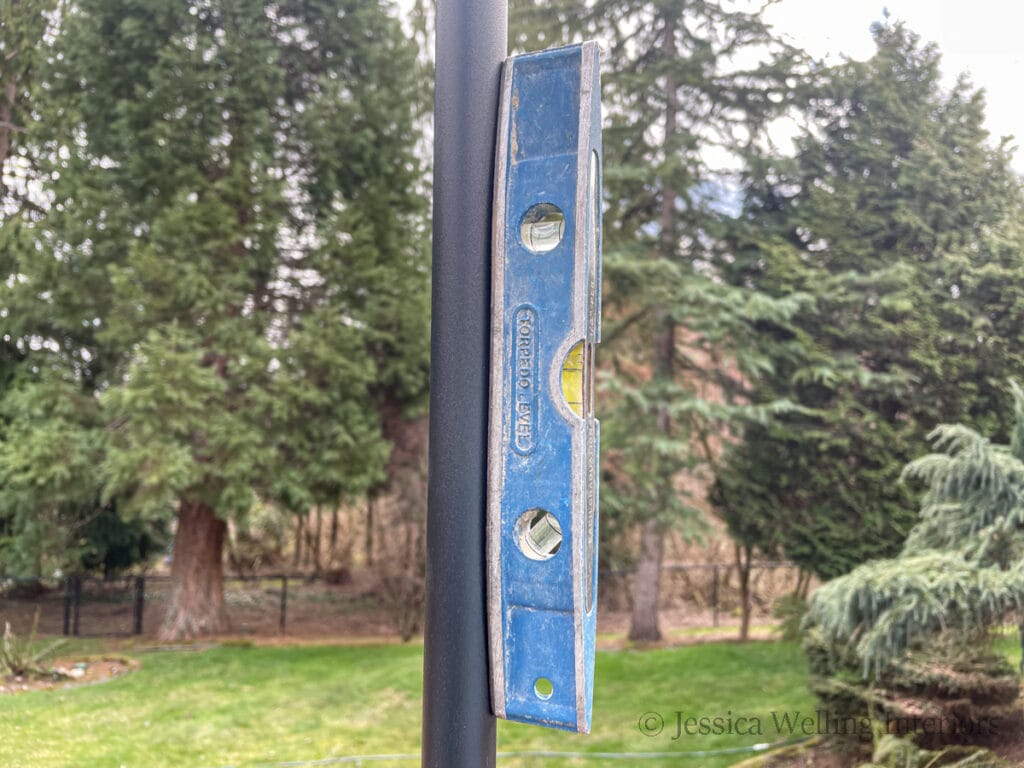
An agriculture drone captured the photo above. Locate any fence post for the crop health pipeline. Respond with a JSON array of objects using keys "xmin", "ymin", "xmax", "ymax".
[
  {"xmin": 133, "ymin": 576, "xmax": 145, "ymax": 635},
  {"xmin": 711, "ymin": 566, "xmax": 719, "ymax": 628},
  {"xmin": 72, "ymin": 576, "xmax": 82, "ymax": 636},
  {"xmin": 62, "ymin": 577, "xmax": 73, "ymax": 637},
  {"xmin": 279, "ymin": 575, "xmax": 288, "ymax": 635}
]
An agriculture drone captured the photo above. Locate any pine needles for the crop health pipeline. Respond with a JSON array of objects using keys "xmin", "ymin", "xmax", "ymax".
[{"xmin": 808, "ymin": 380, "xmax": 1024, "ymax": 674}]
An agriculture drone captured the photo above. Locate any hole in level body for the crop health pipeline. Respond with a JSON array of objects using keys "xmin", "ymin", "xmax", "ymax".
[
  {"xmin": 520, "ymin": 203, "xmax": 565, "ymax": 253},
  {"xmin": 515, "ymin": 508, "xmax": 562, "ymax": 560},
  {"xmin": 534, "ymin": 677, "xmax": 554, "ymax": 700}
]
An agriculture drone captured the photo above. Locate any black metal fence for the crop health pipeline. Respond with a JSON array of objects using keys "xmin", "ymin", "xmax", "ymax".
[
  {"xmin": 0, "ymin": 562, "xmax": 802, "ymax": 640},
  {"xmin": 0, "ymin": 573, "xmax": 397, "ymax": 639},
  {"xmin": 597, "ymin": 561, "xmax": 803, "ymax": 632}
]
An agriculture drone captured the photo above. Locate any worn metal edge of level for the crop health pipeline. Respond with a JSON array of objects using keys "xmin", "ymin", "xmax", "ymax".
[{"xmin": 486, "ymin": 40, "xmax": 602, "ymax": 734}]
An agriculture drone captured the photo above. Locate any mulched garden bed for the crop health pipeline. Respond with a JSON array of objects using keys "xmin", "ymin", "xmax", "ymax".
[{"xmin": 0, "ymin": 656, "xmax": 139, "ymax": 695}]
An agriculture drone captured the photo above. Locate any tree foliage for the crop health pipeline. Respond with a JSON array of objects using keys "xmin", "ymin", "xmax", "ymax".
[
  {"xmin": 511, "ymin": 0, "xmax": 810, "ymax": 640},
  {"xmin": 808, "ymin": 381, "xmax": 1024, "ymax": 673},
  {"xmin": 717, "ymin": 22, "xmax": 1024, "ymax": 580},
  {"xmin": 0, "ymin": 0, "xmax": 56, "ymax": 207},
  {"xmin": 597, "ymin": 0, "xmax": 809, "ymax": 640},
  {"xmin": 0, "ymin": 0, "xmax": 427, "ymax": 635},
  {"xmin": 802, "ymin": 384, "xmax": 1024, "ymax": 754}
]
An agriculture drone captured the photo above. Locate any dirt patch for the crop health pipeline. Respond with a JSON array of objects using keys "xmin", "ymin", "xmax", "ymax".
[
  {"xmin": 751, "ymin": 745, "xmax": 856, "ymax": 768},
  {"xmin": 992, "ymin": 737, "xmax": 1024, "ymax": 764},
  {"xmin": 0, "ymin": 656, "xmax": 139, "ymax": 695}
]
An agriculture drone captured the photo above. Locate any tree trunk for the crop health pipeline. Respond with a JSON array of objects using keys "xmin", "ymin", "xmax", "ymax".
[
  {"xmin": 371, "ymin": 404, "xmax": 429, "ymax": 637},
  {"xmin": 303, "ymin": 516, "xmax": 312, "ymax": 569},
  {"xmin": 627, "ymin": 17, "xmax": 678, "ymax": 647},
  {"xmin": 795, "ymin": 568, "xmax": 811, "ymax": 600},
  {"xmin": 159, "ymin": 500, "xmax": 228, "ymax": 640},
  {"xmin": 736, "ymin": 543, "xmax": 752, "ymax": 641},
  {"xmin": 328, "ymin": 506, "xmax": 340, "ymax": 562},
  {"xmin": 629, "ymin": 518, "xmax": 665, "ymax": 641},
  {"xmin": 308, "ymin": 508, "xmax": 323, "ymax": 576},
  {"xmin": 365, "ymin": 495, "xmax": 375, "ymax": 566},
  {"xmin": 292, "ymin": 515, "xmax": 304, "ymax": 569}
]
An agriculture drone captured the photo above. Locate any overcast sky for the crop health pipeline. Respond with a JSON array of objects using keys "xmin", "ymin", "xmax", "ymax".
[
  {"xmin": 404, "ymin": 1, "xmax": 1021, "ymax": 170},
  {"xmin": 763, "ymin": 0, "xmax": 1022, "ymax": 169}
]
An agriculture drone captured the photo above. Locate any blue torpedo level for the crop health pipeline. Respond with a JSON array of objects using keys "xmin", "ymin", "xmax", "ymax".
[{"xmin": 487, "ymin": 41, "xmax": 602, "ymax": 734}]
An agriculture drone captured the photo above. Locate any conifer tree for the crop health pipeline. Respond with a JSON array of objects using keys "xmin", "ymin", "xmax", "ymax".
[
  {"xmin": 803, "ymin": 380, "xmax": 1024, "ymax": 751},
  {"xmin": 0, "ymin": 0, "xmax": 427, "ymax": 637},
  {"xmin": 511, "ymin": 0, "xmax": 808, "ymax": 640},
  {"xmin": 1, "ymin": 0, "xmax": 54, "ymax": 385},
  {"xmin": 0, "ymin": 0, "xmax": 54, "ymax": 209},
  {"xmin": 717, "ymin": 22, "xmax": 1024, "ymax": 582},
  {"xmin": 595, "ymin": 0, "xmax": 805, "ymax": 641}
]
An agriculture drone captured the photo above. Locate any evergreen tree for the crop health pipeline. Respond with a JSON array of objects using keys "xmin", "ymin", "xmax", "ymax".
[
  {"xmin": 0, "ymin": 0, "xmax": 91, "ymax": 580},
  {"xmin": 591, "ymin": 0, "xmax": 806, "ymax": 641},
  {"xmin": 804, "ymin": 380, "xmax": 1024, "ymax": 752},
  {"xmin": 717, "ymin": 22, "xmax": 1024, "ymax": 581},
  {"xmin": 0, "ymin": 0, "xmax": 427, "ymax": 638},
  {"xmin": 812, "ymin": 380, "xmax": 1024, "ymax": 667},
  {"xmin": 0, "ymin": 0, "xmax": 55, "ymax": 209},
  {"xmin": 1, "ymin": 0, "xmax": 52, "ymax": 395},
  {"xmin": 511, "ymin": 0, "xmax": 809, "ymax": 640}
]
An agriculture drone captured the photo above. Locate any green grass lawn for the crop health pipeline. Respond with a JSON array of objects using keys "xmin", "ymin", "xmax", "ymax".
[{"xmin": 0, "ymin": 639, "xmax": 815, "ymax": 768}]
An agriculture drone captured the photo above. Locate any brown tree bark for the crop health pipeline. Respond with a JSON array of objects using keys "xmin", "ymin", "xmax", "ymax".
[
  {"xmin": 629, "ymin": 518, "xmax": 666, "ymax": 641},
  {"xmin": 364, "ymin": 495, "xmax": 375, "ymax": 566},
  {"xmin": 371, "ymin": 402, "xmax": 428, "ymax": 638},
  {"xmin": 159, "ymin": 500, "xmax": 228, "ymax": 640},
  {"xmin": 628, "ymin": 16, "xmax": 678, "ymax": 645},
  {"xmin": 292, "ymin": 515, "xmax": 304, "ymax": 569},
  {"xmin": 328, "ymin": 506, "xmax": 340, "ymax": 562},
  {"xmin": 795, "ymin": 568, "xmax": 811, "ymax": 600},
  {"xmin": 307, "ymin": 508, "xmax": 323, "ymax": 576}
]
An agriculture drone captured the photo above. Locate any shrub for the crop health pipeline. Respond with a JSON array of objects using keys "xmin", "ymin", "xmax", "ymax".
[
  {"xmin": 804, "ymin": 381, "xmax": 1024, "ymax": 753},
  {"xmin": 0, "ymin": 610, "xmax": 66, "ymax": 678}
]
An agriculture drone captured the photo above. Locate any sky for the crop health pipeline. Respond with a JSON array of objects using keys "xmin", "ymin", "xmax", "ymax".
[
  {"xmin": 403, "ymin": 0, "xmax": 1022, "ymax": 170},
  {"xmin": 763, "ymin": 0, "xmax": 1022, "ymax": 169}
]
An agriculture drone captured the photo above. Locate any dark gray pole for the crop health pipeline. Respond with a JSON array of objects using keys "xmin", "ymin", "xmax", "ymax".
[
  {"xmin": 421, "ymin": 1, "xmax": 505, "ymax": 767},
  {"xmin": 133, "ymin": 576, "xmax": 145, "ymax": 635},
  {"xmin": 72, "ymin": 576, "xmax": 81, "ymax": 636},
  {"xmin": 63, "ymin": 577, "xmax": 72, "ymax": 637}
]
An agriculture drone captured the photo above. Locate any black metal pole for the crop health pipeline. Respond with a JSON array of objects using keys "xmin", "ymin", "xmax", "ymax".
[
  {"xmin": 62, "ymin": 577, "xmax": 72, "ymax": 637},
  {"xmin": 421, "ymin": 2, "xmax": 505, "ymax": 766},
  {"xmin": 72, "ymin": 576, "xmax": 81, "ymax": 636},
  {"xmin": 133, "ymin": 576, "xmax": 145, "ymax": 635}
]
